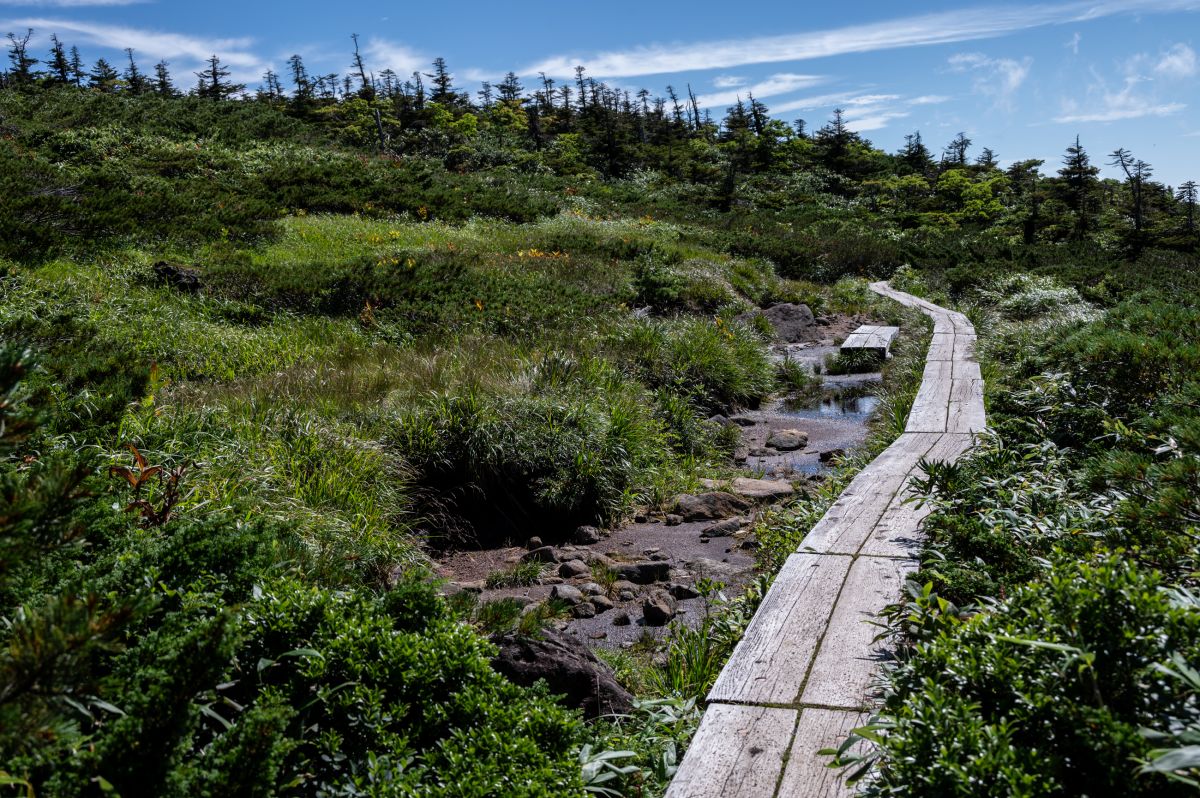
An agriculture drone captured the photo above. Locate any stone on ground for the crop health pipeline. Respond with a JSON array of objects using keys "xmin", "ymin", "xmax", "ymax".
[
  {"xmin": 490, "ymin": 630, "xmax": 634, "ymax": 718},
  {"xmin": 767, "ymin": 428, "xmax": 809, "ymax": 451},
  {"xmin": 673, "ymin": 491, "xmax": 751, "ymax": 521}
]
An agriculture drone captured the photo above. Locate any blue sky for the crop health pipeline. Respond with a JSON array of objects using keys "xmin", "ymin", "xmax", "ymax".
[{"xmin": 3, "ymin": 0, "xmax": 1199, "ymax": 183}]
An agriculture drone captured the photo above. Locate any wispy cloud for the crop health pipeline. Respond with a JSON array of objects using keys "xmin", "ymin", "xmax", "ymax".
[
  {"xmin": 1066, "ymin": 31, "xmax": 1082, "ymax": 54},
  {"xmin": 712, "ymin": 75, "xmax": 746, "ymax": 89},
  {"xmin": 769, "ymin": 91, "xmax": 946, "ymax": 133},
  {"xmin": 1056, "ymin": 41, "xmax": 1193, "ymax": 122},
  {"xmin": 1154, "ymin": 42, "xmax": 1197, "ymax": 77},
  {"xmin": 5, "ymin": 17, "xmax": 260, "ymax": 66},
  {"xmin": 363, "ymin": 37, "xmax": 426, "ymax": 77},
  {"xmin": 694, "ymin": 72, "xmax": 824, "ymax": 109},
  {"xmin": 1056, "ymin": 75, "xmax": 1185, "ymax": 121},
  {"xmin": 949, "ymin": 52, "xmax": 1033, "ymax": 109},
  {"xmin": 522, "ymin": 0, "xmax": 1200, "ymax": 78}
]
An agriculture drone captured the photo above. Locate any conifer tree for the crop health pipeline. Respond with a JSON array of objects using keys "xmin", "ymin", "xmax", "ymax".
[
  {"xmin": 47, "ymin": 34, "xmax": 71, "ymax": 86},
  {"xmin": 89, "ymin": 57, "xmax": 119, "ymax": 93},
  {"xmin": 68, "ymin": 45, "xmax": 84, "ymax": 86},
  {"xmin": 1058, "ymin": 136, "xmax": 1100, "ymax": 239},
  {"xmin": 124, "ymin": 48, "xmax": 147, "ymax": 95},
  {"xmin": 1177, "ymin": 180, "xmax": 1198, "ymax": 234},
  {"xmin": 5, "ymin": 29, "xmax": 37, "ymax": 84},
  {"xmin": 194, "ymin": 54, "xmax": 244, "ymax": 100},
  {"xmin": 153, "ymin": 60, "xmax": 175, "ymax": 96}
]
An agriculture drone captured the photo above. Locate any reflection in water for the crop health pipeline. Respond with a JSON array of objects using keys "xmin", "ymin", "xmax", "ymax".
[{"xmin": 785, "ymin": 384, "xmax": 880, "ymax": 420}]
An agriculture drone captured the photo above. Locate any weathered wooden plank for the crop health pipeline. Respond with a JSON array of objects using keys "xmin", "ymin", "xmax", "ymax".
[
  {"xmin": 802, "ymin": 472, "xmax": 911, "ymax": 555},
  {"xmin": 708, "ymin": 554, "xmax": 852, "ymax": 705},
  {"xmin": 858, "ymin": 492, "xmax": 933, "ymax": 559},
  {"xmin": 905, "ymin": 361, "xmax": 953, "ymax": 433},
  {"xmin": 947, "ymin": 380, "xmax": 986, "ymax": 433},
  {"xmin": 926, "ymin": 333, "xmax": 955, "ymax": 361},
  {"xmin": 923, "ymin": 431, "xmax": 976, "ymax": 463},
  {"xmin": 842, "ymin": 325, "xmax": 899, "ymax": 354},
  {"xmin": 952, "ymin": 332, "xmax": 977, "ymax": 361},
  {"xmin": 800, "ymin": 556, "xmax": 917, "ymax": 709},
  {"xmin": 775, "ymin": 709, "xmax": 865, "ymax": 798},
  {"xmin": 953, "ymin": 358, "xmax": 982, "ymax": 381},
  {"xmin": 664, "ymin": 703, "xmax": 798, "ymax": 798}
]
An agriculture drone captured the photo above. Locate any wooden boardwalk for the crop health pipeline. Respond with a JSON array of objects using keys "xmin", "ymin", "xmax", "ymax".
[
  {"xmin": 839, "ymin": 325, "xmax": 899, "ymax": 356},
  {"xmin": 665, "ymin": 283, "xmax": 985, "ymax": 798}
]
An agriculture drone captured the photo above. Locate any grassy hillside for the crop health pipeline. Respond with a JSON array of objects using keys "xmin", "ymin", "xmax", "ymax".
[{"xmin": 2, "ymin": 72, "xmax": 1199, "ymax": 797}]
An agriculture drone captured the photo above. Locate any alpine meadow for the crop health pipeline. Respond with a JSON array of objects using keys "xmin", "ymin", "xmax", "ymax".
[{"xmin": 2, "ymin": 4, "xmax": 1200, "ymax": 797}]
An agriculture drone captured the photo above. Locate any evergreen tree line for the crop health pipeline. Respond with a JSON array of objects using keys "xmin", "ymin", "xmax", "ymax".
[{"xmin": 4, "ymin": 28, "xmax": 1198, "ymax": 253}]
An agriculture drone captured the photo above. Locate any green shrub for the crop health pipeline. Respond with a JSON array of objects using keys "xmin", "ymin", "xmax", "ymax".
[{"xmin": 859, "ymin": 558, "xmax": 1200, "ymax": 797}]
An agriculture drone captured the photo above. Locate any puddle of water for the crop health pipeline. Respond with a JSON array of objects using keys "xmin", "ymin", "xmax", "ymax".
[{"xmin": 784, "ymin": 383, "xmax": 881, "ymax": 421}]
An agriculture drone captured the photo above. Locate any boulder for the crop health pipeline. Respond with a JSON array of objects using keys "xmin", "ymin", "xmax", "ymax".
[
  {"xmin": 642, "ymin": 590, "xmax": 678, "ymax": 626},
  {"xmin": 665, "ymin": 514, "xmax": 683, "ymax": 526},
  {"xmin": 730, "ymin": 477, "xmax": 795, "ymax": 501},
  {"xmin": 739, "ymin": 303, "xmax": 818, "ymax": 343},
  {"xmin": 490, "ymin": 630, "xmax": 634, "ymax": 718},
  {"xmin": 572, "ymin": 602, "xmax": 597, "ymax": 619},
  {"xmin": 700, "ymin": 517, "xmax": 747, "ymax": 537},
  {"xmin": 673, "ymin": 492, "xmax": 751, "ymax": 521},
  {"xmin": 580, "ymin": 582, "xmax": 604, "ymax": 597},
  {"xmin": 669, "ymin": 583, "xmax": 702, "ymax": 600},
  {"xmin": 591, "ymin": 595, "xmax": 614, "ymax": 612},
  {"xmin": 615, "ymin": 561, "xmax": 671, "ymax": 584},
  {"xmin": 766, "ymin": 429, "xmax": 809, "ymax": 451},
  {"xmin": 819, "ymin": 448, "xmax": 845, "ymax": 463},
  {"xmin": 558, "ymin": 559, "xmax": 590, "ymax": 578},
  {"xmin": 729, "ymin": 415, "xmax": 757, "ymax": 427},
  {"xmin": 612, "ymin": 611, "xmax": 632, "ymax": 626},
  {"xmin": 526, "ymin": 536, "xmax": 544, "ymax": 550},
  {"xmin": 550, "ymin": 584, "xmax": 584, "ymax": 605},
  {"xmin": 573, "ymin": 525, "xmax": 603, "ymax": 544},
  {"xmin": 521, "ymin": 546, "xmax": 559, "ymax": 564}
]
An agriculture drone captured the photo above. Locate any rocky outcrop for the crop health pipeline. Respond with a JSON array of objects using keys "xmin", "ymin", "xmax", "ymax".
[
  {"xmin": 491, "ymin": 630, "xmax": 635, "ymax": 718},
  {"xmin": 767, "ymin": 429, "xmax": 809, "ymax": 451},
  {"xmin": 673, "ymin": 492, "xmax": 751, "ymax": 521},
  {"xmin": 738, "ymin": 303, "xmax": 818, "ymax": 343}
]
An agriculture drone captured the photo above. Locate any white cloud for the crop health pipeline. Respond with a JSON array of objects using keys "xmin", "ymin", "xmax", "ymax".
[
  {"xmin": 1155, "ymin": 42, "xmax": 1197, "ymax": 77},
  {"xmin": 5, "ymin": 17, "xmax": 260, "ymax": 67},
  {"xmin": 712, "ymin": 74, "xmax": 746, "ymax": 88},
  {"xmin": 910, "ymin": 94, "xmax": 952, "ymax": 105},
  {"xmin": 1066, "ymin": 31, "xmax": 1082, "ymax": 54},
  {"xmin": 949, "ymin": 52, "xmax": 1032, "ymax": 109},
  {"xmin": 845, "ymin": 110, "xmax": 911, "ymax": 132},
  {"xmin": 1056, "ymin": 74, "xmax": 1185, "ymax": 121},
  {"xmin": 363, "ymin": 37, "xmax": 426, "ymax": 77},
  {"xmin": 694, "ymin": 72, "xmax": 824, "ymax": 109},
  {"xmin": 521, "ymin": 0, "xmax": 1200, "ymax": 78}
]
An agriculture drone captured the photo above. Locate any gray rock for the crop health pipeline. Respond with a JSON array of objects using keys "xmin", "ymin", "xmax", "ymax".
[
  {"xmin": 615, "ymin": 561, "xmax": 671, "ymax": 584},
  {"xmin": 490, "ymin": 630, "xmax": 634, "ymax": 718},
  {"xmin": 612, "ymin": 612, "xmax": 632, "ymax": 626},
  {"xmin": 739, "ymin": 303, "xmax": 818, "ymax": 343},
  {"xmin": 665, "ymin": 514, "xmax": 683, "ymax": 526},
  {"xmin": 592, "ymin": 595, "xmax": 614, "ymax": 612},
  {"xmin": 733, "ymin": 447, "xmax": 750, "ymax": 463},
  {"xmin": 673, "ymin": 492, "xmax": 752, "ymax": 522},
  {"xmin": 617, "ymin": 588, "xmax": 638, "ymax": 602},
  {"xmin": 526, "ymin": 536, "xmax": 544, "ymax": 550},
  {"xmin": 669, "ymin": 583, "xmax": 702, "ymax": 600},
  {"xmin": 819, "ymin": 448, "xmax": 845, "ymax": 463},
  {"xmin": 571, "ymin": 602, "xmax": 597, "ymax": 619},
  {"xmin": 701, "ymin": 517, "xmax": 748, "ymax": 537},
  {"xmin": 558, "ymin": 559, "xmax": 590, "ymax": 578},
  {"xmin": 729, "ymin": 415, "xmax": 757, "ymax": 427},
  {"xmin": 574, "ymin": 525, "xmax": 602, "ymax": 544},
  {"xmin": 643, "ymin": 590, "xmax": 678, "ymax": 626},
  {"xmin": 767, "ymin": 429, "xmax": 809, "ymax": 451},
  {"xmin": 731, "ymin": 477, "xmax": 795, "ymax": 501},
  {"xmin": 550, "ymin": 584, "xmax": 584, "ymax": 605},
  {"xmin": 580, "ymin": 582, "xmax": 604, "ymax": 597},
  {"xmin": 521, "ymin": 546, "xmax": 559, "ymax": 564}
]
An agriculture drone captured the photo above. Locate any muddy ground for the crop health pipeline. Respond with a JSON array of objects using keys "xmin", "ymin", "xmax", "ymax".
[{"xmin": 436, "ymin": 308, "xmax": 887, "ymax": 648}]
